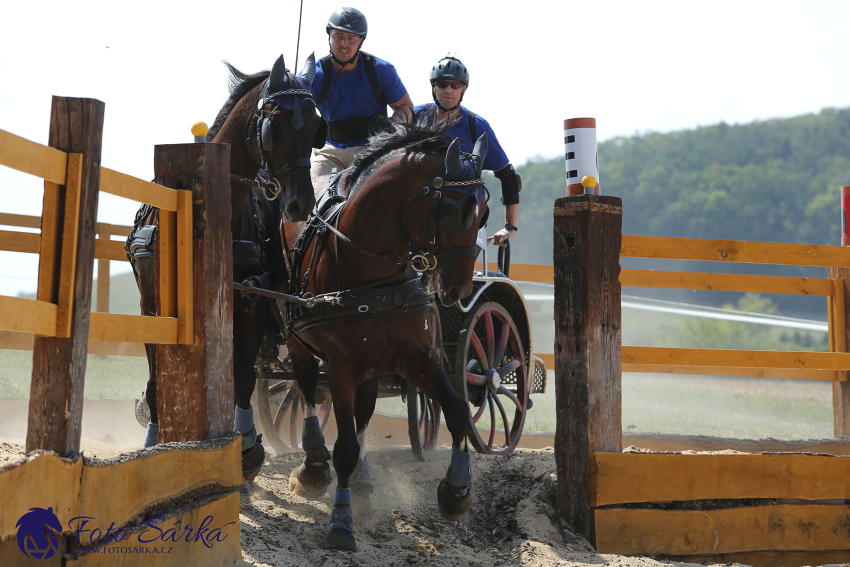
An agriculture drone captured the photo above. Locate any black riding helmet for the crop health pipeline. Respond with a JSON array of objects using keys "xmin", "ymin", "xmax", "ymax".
[
  {"xmin": 327, "ymin": 7, "xmax": 368, "ymax": 70},
  {"xmin": 327, "ymin": 7, "xmax": 368, "ymax": 37},
  {"xmin": 430, "ymin": 56, "xmax": 469, "ymax": 111}
]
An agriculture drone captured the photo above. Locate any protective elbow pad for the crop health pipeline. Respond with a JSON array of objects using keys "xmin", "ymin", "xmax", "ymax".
[{"xmin": 495, "ymin": 164, "xmax": 520, "ymax": 205}]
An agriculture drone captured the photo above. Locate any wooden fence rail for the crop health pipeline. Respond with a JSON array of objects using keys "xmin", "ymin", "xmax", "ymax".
[
  {"xmin": 552, "ymin": 194, "xmax": 850, "ymax": 567},
  {"xmin": 0, "ymin": 97, "xmax": 239, "ymax": 567}
]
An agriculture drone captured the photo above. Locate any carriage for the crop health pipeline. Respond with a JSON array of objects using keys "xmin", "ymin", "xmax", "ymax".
[{"xmin": 254, "ymin": 239, "xmax": 547, "ymax": 460}]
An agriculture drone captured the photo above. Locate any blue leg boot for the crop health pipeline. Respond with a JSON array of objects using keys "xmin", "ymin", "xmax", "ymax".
[
  {"xmin": 437, "ymin": 446, "xmax": 473, "ymax": 521},
  {"xmin": 322, "ymin": 488, "xmax": 356, "ymax": 551},
  {"xmin": 144, "ymin": 423, "xmax": 159, "ymax": 448},
  {"xmin": 236, "ymin": 405, "xmax": 265, "ymax": 481}
]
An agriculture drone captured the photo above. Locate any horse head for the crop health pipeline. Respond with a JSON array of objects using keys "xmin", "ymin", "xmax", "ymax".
[
  {"xmin": 251, "ymin": 54, "xmax": 325, "ymax": 222},
  {"xmin": 403, "ymin": 136, "xmax": 490, "ymax": 306}
]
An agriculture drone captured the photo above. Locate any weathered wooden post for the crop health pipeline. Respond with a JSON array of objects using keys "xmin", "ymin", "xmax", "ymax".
[
  {"xmin": 27, "ymin": 97, "xmax": 104, "ymax": 457},
  {"xmin": 553, "ymin": 194, "xmax": 623, "ymax": 544},
  {"xmin": 154, "ymin": 143, "xmax": 234, "ymax": 442},
  {"xmin": 828, "ymin": 184, "xmax": 850, "ymax": 437}
]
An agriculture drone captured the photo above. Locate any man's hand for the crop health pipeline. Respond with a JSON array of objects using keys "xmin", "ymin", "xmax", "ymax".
[{"xmin": 491, "ymin": 228, "xmax": 514, "ymax": 246}]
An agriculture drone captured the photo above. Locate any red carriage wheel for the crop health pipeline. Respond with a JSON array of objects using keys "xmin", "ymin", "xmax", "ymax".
[
  {"xmin": 454, "ymin": 302, "xmax": 528, "ymax": 455},
  {"xmin": 257, "ymin": 378, "xmax": 332, "ymax": 454},
  {"xmin": 407, "ymin": 380, "xmax": 441, "ymax": 461}
]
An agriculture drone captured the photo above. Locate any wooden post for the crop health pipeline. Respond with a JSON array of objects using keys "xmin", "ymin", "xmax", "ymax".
[
  {"xmin": 154, "ymin": 144, "xmax": 233, "ymax": 442},
  {"xmin": 553, "ymin": 194, "xmax": 623, "ymax": 545},
  {"xmin": 27, "ymin": 97, "xmax": 105, "ymax": 456},
  {"xmin": 829, "ymin": 185, "xmax": 850, "ymax": 437},
  {"xmin": 96, "ymin": 222, "xmax": 111, "ymax": 312}
]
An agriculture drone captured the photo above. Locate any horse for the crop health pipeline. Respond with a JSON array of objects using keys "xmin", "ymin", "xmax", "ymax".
[
  {"xmin": 127, "ymin": 54, "xmax": 326, "ymax": 479},
  {"xmin": 277, "ymin": 120, "xmax": 490, "ymax": 551}
]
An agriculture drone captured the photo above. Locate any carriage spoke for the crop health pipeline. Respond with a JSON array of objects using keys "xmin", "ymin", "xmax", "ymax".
[
  {"xmin": 496, "ymin": 385, "xmax": 524, "ymax": 413},
  {"xmin": 497, "ymin": 358, "xmax": 522, "ymax": 377},
  {"xmin": 487, "ymin": 394, "xmax": 497, "ymax": 448},
  {"xmin": 267, "ymin": 380, "xmax": 290, "ymax": 397},
  {"xmin": 418, "ymin": 392, "xmax": 427, "ymax": 430},
  {"xmin": 484, "ymin": 311, "xmax": 495, "ymax": 366},
  {"xmin": 469, "ymin": 332, "xmax": 488, "ymax": 369},
  {"xmin": 273, "ymin": 389, "xmax": 296, "ymax": 430},
  {"xmin": 492, "ymin": 393, "xmax": 512, "ymax": 448},
  {"xmin": 472, "ymin": 390, "xmax": 489, "ymax": 423},
  {"xmin": 465, "ymin": 371, "xmax": 487, "ymax": 386},
  {"xmin": 493, "ymin": 322, "xmax": 510, "ymax": 366},
  {"xmin": 290, "ymin": 394, "xmax": 301, "ymax": 449}
]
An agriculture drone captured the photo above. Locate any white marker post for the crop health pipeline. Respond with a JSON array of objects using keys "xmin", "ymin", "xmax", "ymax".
[{"xmin": 564, "ymin": 117, "xmax": 599, "ymax": 196}]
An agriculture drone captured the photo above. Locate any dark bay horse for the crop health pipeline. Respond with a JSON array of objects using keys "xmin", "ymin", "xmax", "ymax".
[
  {"xmin": 279, "ymin": 122, "xmax": 490, "ymax": 551},
  {"xmin": 128, "ymin": 54, "xmax": 325, "ymax": 479}
]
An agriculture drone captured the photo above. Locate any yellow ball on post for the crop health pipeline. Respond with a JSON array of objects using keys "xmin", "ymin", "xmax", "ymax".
[
  {"xmin": 191, "ymin": 121, "xmax": 209, "ymax": 143},
  {"xmin": 581, "ymin": 174, "xmax": 597, "ymax": 189},
  {"xmin": 191, "ymin": 121, "xmax": 208, "ymax": 136}
]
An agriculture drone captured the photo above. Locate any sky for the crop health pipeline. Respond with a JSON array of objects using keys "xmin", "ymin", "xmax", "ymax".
[{"xmin": 1, "ymin": 0, "xmax": 849, "ymax": 297}]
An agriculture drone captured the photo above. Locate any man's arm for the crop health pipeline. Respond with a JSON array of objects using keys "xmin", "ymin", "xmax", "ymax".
[
  {"xmin": 491, "ymin": 164, "xmax": 520, "ymax": 246},
  {"xmin": 389, "ymin": 92, "xmax": 414, "ymax": 123}
]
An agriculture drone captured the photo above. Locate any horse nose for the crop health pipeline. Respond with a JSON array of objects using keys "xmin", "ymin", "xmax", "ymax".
[
  {"xmin": 441, "ymin": 287, "xmax": 460, "ymax": 306},
  {"xmin": 285, "ymin": 198, "xmax": 311, "ymax": 222}
]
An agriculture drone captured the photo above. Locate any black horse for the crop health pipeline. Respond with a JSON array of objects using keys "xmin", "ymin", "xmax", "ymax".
[
  {"xmin": 128, "ymin": 55, "xmax": 325, "ymax": 479},
  {"xmin": 278, "ymin": 120, "xmax": 490, "ymax": 551}
]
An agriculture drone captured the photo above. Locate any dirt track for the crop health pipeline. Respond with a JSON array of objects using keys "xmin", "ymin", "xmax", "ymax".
[{"xmin": 233, "ymin": 445, "xmax": 710, "ymax": 567}]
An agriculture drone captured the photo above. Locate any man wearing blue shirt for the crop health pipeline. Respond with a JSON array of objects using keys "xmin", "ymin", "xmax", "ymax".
[
  {"xmin": 414, "ymin": 57, "xmax": 521, "ymax": 246},
  {"xmin": 307, "ymin": 7, "xmax": 414, "ymax": 178}
]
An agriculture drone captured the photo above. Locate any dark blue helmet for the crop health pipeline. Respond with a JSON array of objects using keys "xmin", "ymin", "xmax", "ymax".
[
  {"xmin": 327, "ymin": 7, "xmax": 368, "ymax": 38},
  {"xmin": 430, "ymin": 56, "xmax": 469, "ymax": 86}
]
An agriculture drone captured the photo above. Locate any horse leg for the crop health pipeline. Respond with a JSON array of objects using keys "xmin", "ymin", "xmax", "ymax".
[
  {"xmin": 406, "ymin": 345, "xmax": 474, "ymax": 521},
  {"xmin": 323, "ymin": 364, "xmax": 360, "ymax": 552},
  {"xmin": 233, "ymin": 294, "xmax": 268, "ymax": 481},
  {"xmin": 132, "ymin": 254, "xmax": 159, "ymax": 448},
  {"xmin": 288, "ymin": 338, "xmax": 332, "ymax": 498},
  {"xmin": 350, "ymin": 379, "xmax": 378, "ymax": 496}
]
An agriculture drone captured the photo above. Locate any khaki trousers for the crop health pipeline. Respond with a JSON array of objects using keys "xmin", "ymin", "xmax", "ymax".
[{"xmin": 311, "ymin": 143, "xmax": 367, "ymax": 178}]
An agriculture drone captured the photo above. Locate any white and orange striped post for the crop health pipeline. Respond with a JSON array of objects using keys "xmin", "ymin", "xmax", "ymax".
[{"xmin": 564, "ymin": 117, "xmax": 600, "ymax": 196}]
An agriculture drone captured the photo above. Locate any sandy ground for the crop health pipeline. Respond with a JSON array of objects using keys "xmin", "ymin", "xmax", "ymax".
[{"xmin": 0, "ymin": 436, "xmax": 731, "ymax": 567}]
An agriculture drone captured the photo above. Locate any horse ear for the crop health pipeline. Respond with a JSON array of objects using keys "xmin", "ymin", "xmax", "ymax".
[
  {"xmin": 473, "ymin": 132, "xmax": 488, "ymax": 160},
  {"xmin": 269, "ymin": 54, "xmax": 287, "ymax": 87},
  {"xmin": 300, "ymin": 52, "xmax": 317, "ymax": 86},
  {"xmin": 445, "ymin": 138, "xmax": 462, "ymax": 179}
]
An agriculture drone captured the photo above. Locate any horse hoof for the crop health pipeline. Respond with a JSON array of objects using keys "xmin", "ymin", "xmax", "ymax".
[
  {"xmin": 350, "ymin": 479, "xmax": 375, "ymax": 496},
  {"xmin": 437, "ymin": 478, "xmax": 472, "ymax": 521},
  {"xmin": 322, "ymin": 529, "xmax": 357, "ymax": 552},
  {"xmin": 242, "ymin": 436, "xmax": 265, "ymax": 482},
  {"xmin": 289, "ymin": 462, "xmax": 331, "ymax": 498}
]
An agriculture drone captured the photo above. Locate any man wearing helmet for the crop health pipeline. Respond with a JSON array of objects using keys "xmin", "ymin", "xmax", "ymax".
[
  {"xmin": 414, "ymin": 56, "xmax": 521, "ymax": 246},
  {"xmin": 305, "ymin": 7, "xmax": 415, "ymax": 178}
]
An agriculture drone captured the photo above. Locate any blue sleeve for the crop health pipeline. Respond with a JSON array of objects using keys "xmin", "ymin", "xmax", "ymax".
[
  {"xmin": 477, "ymin": 117, "xmax": 510, "ymax": 172},
  {"xmin": 377, "ymin": 60, "xmax": 407, "ymax": 106}
]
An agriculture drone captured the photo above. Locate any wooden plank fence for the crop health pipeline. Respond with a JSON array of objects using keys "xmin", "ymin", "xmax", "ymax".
[
  {"xmin": 0, "ymin": 96, "xmax": 239, "ymax": 566},
  {"xmin": 549, "ymin": 194, "xmax": 850, "ymax": 567}
]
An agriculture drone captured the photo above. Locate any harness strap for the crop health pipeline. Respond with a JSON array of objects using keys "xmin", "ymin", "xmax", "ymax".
[{"xmin": 317, "ymin": 52, "xmax": 384, "ymax": 106}]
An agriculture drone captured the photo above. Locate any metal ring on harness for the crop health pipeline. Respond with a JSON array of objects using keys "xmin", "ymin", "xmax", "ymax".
[
  {"xmin": 263, "ymin": 177, "xmax": 282, "ymax": 201},
  {"xmin": 358, "ymin": 305, "xmax": 369, "ymax": 313},
  {"xmin": 411, "ymin": 253, "xmax": 438, "ymax": 272}
]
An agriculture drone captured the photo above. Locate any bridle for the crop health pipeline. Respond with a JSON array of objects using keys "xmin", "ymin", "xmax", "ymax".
[
  {"xmin": 244, "ymin": 74, "xmax": 322, "ymax": 201},
  {"xmin": 402, "ymin": 176, "xmax": 489, "ymax": 271}
]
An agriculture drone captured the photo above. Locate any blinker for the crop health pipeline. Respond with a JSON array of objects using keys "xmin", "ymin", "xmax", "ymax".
[
  {"xmin": 433, "ymin": 177, "xmax": 443, "ymax": 189},
  {"xmin": 261, "ymin": 118, "xmax": 274, "ymax": 151},
  {"xmin": 437, "ymin": 198, "xmax": 461, "ymax": 231}
]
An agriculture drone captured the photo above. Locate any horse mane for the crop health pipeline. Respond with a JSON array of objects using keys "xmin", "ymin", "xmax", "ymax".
[
  {"xmin": 347, "ymin": 118, "xmax": 456, "ymax": 189},
  {"xmin": 206, "ymin": 61, "xmax": 270, "ymax": 142}
]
